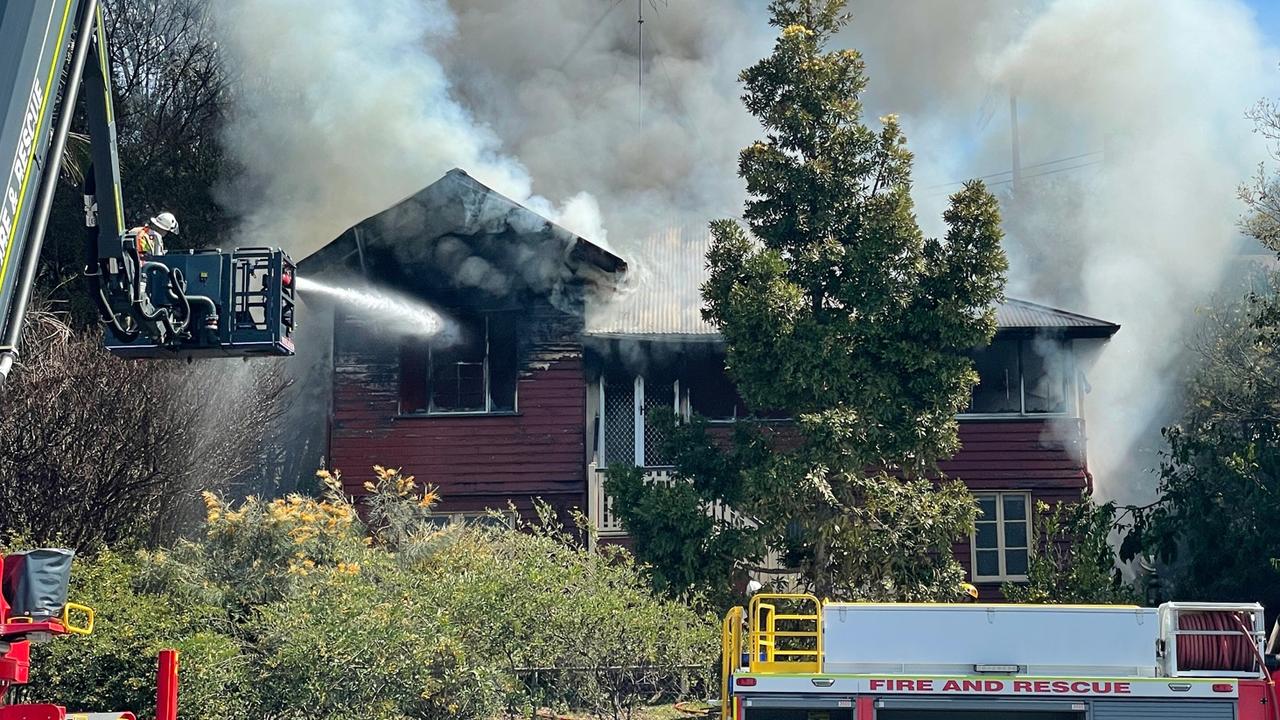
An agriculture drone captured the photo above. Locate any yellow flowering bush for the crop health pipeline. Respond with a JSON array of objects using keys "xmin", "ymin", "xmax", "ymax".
[{"xmin": 27, "ymin": 467, "xmax": 715, "ymax": 720}]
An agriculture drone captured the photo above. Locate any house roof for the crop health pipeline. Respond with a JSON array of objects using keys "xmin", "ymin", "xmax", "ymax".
[
  {"xmin": 995, "ymin": 298, "xmax": 1119, "ymax": 336},
  {"xmin": 584, "ymin": 224, "xmax": 1120, "ymax": 341},
  {"xmin": 300, "ymin": 169, "xmax": 626, "ymax": 286}
]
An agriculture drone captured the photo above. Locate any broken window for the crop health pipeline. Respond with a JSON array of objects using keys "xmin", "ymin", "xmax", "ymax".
[
  {"xmin": 430, "ymin": 324, "xmax": 486, "ymax": 412},
  {"xmin": 685, "ymin": 359, "xmax": 747, "ymax": 422},
  {"xmin": 967, "ymin": 338, "xmax": 1071, "ymax": 415},
  {"xmin": 1022, "ymin": 340, "xmax": 1069, "ymax": 413},
  {"xmin": 399, "ymin": 312, "xmax": 517, "ymax": 415},
  {"xmin": 968, "ymin": 339, "xmax": 1021, "ymax": 413}
]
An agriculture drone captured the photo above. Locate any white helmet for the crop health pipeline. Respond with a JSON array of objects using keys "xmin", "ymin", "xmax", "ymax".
[
  {"xmin": 150, "ymin": 211, "xmax": 179, "ymax": 235},
  {"xmin": 746, "ymin": 580, "xmax": 763, "ymax": 596}
]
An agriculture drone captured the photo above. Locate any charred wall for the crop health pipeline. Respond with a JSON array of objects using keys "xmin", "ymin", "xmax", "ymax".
[{"xmin": 329, "ymin": 290, "xmax": 589, "ymax": 519}]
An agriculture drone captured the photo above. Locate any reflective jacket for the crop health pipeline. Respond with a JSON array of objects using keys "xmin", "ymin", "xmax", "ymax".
[{"xmin": 123, "ymin": 225, "xmax": 165, "ymax": 256}]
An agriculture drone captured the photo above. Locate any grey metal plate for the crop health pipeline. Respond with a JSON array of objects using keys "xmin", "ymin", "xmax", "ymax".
[{"xmin": 0, "ymin": 0, "xmax": 77, "ymax": 332}]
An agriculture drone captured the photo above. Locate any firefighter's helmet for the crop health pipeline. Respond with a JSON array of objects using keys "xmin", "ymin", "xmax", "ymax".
[
  {"xmin": 961, "ymin": 582, "xmax": 979, "ymax": 601},
  {"xmin": 150, "ymin": 211, "xmax": 179, "ymax": 235}
]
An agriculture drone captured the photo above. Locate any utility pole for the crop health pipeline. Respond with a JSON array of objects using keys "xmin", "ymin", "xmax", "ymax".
[
  {"xmin": 1009, "ymin": 90, "xmax": 1023, "ymax": 197},
  {"xmin": 637, "ymin": 0, "xmax": 645, "ymax": 126}
]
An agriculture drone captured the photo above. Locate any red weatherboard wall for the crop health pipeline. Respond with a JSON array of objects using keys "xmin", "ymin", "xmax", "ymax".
[
  {"xmin": 329, "ymin": 311, "xmax": 588, "ymax": 517},
  {"xmin": 944, "ymin": 418, "xmax": 1091, "ymax": 598},
  {"xmin": 706, "ymin": 416, "xmax": 1089, "ymax": 600}
]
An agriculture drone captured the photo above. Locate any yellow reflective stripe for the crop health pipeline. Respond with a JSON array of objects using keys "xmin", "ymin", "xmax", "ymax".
[
  {"xmin": 0, "ymin": 0, "xmax": 77, "ymax": 292},
  {"xmin": 93, "ymin": 3, "xmax": 123, "ymax": 228},
  {"xmin": 94, "ymin": 5, "xmax": 111, "ymax": 124}
]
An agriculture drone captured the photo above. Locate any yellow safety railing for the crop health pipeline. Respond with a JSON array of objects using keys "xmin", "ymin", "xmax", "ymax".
[
  {"xmin": 720, "ymin": 606, "xmax": 743, "ymax": 720},
  {"xmin": 746, "ymin": 593, "xmax": 822, "ymax": 674}
]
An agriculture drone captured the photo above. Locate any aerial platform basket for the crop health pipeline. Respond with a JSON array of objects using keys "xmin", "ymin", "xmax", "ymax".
[{"xmin": 104, "ymin": 247, "xmax": 297, "ymax": 359}]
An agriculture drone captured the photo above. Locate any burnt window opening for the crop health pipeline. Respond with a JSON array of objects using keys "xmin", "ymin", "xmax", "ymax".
[
  {"xmin": 967, "ymin": 338, "xmax": 1071, "ymax": 416},
  {"xmin": 400, "ymin": 312, "xmax": 517, "ymax": 415},
  {"xmin": 685, "ymin": 360, "xmax": 747, "ymax": 422}
]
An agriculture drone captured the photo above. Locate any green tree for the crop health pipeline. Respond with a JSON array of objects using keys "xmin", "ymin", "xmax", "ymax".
[
  {"xmin": 1004, "ymin": 498, "xmax": 1139, "ymax": 605},
  {"xmin": 610, "ymin": 0, "xmax": 1006, "ymax": 602},
  {"xmin": 1131, "ymin": 286, "xmax": 1280, "ymax": 612}
]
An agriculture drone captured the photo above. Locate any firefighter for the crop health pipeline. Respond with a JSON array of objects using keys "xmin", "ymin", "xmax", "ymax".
[{"xmin": 124, "ymin": 211, "xmax": 179, "ymax": 258}]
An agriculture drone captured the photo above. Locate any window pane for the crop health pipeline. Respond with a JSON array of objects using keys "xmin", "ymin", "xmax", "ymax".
[
  {"xmin": 1023, "ymin": 340, "xmax": 1069, "ymax": 413},
  {"xmin": 1003, "ymin": 494, "xmax": 1027, "ymax": 521},
  {"xmin": 461, "ymin": 513, "xmax": 512, "ymax": 529},
  {"xmin": 487, "ymin": 313, "xmax": 518, "ymax": 411},
  {"xmin": 1004, "ymin": 521, "xmax": 1028, "ymax": 549},
  {"xmin": 976, "ymin": 550, "xmax": 1000, "ymax": 578},
  {"xmin": 1005, "ymin": 549, "xmax": 1029, "ymax": 576},
  {"xmin": 977, "ymin": 495, "xmax": 997, "ymax": 519},
  {"xmin": 431, "ymin": 318, "xmax": 486, "ymax": 411},
  {"xmin": 421, "ymin": 515, "xmax": 453, "ymax": 530},
  {"xmin": 974, "ymin": 522, "xmax": 997, "ymax": 549},
  {"xmin": 968, "ymin": 340, "xmax": 1020, "ymax": 413}
]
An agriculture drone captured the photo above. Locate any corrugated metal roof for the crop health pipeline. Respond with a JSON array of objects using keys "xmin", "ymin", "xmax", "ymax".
[
  {"xmin": 585, "ymin": 223, "xmax": 719, "ymax": 339},
  {"xmin": 995, "ymin": 298, "xmax": 1118, "ymax": 331},
  {"xmin": 585, "ymin": 224, "xmax": 1119, "ymax": 339}
]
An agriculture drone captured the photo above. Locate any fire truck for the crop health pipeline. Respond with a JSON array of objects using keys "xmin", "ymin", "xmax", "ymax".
[{"xmin": 721, "ymin": 594, "xmax": 1280, "ymax": 720}]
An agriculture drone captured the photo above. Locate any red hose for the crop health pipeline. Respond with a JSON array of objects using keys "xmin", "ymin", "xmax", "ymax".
[{"xmin": 1177, "ymin": 611, "xmax": 1256, "ymax": 672}]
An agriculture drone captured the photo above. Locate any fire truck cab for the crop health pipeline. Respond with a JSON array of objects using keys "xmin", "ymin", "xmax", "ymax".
[{"xmin": 722, "ymin": 594, "xmax": 1278, "ymax": 720}]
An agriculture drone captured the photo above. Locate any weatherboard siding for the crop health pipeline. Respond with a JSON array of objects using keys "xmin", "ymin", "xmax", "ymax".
[
  {"xmin": 947, "ymin": 418, "xmax": 1091, "ymax": 600},
  {"xmin": 329, "ymin": 308, "xmax": 588, "ymax": 518}
]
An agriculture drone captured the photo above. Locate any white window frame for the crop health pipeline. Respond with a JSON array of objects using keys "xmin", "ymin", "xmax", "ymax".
[
  {"xmin": 598, "ymin": 374, "xmax": 680, "ymax": 468},
  {"xmin": 971, "ymin": 491, "xmax": 1032, "ymax": 583}
]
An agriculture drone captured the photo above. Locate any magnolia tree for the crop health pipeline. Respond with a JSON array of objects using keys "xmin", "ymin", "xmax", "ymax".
[{"xmin": 609, "ymin": 0, "xmax": 1007, "ymax": 602}]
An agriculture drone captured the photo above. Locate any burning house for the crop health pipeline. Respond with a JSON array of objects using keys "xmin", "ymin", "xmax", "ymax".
[{"xmin": 301, "ymin": 169, "xmax": 1119, "ymax": 596}]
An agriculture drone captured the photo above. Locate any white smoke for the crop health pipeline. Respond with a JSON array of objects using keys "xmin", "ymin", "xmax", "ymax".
[
  {"xmin": 210, "ymin": 0, "xmax": 607, "ymax": 255},
  {"xmin": 210, "ymin": 0, "xmax": 1280, "ymax": 506},
  {"xmin": 843, "ymin": 0, "xmax": 1275, "ymax": 503}
]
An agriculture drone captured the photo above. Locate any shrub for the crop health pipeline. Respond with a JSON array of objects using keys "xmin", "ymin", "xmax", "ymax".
[
  {"xmin": 24, "ymin": 469, "xmax": 716, "ymax": 720},
  {"xmin": 20, "ymin": 551, "xmax": 253, "ymax": 719},
  {"xmin": 414, "ymin": 511, "xmax": 718, "ymax": 718}
]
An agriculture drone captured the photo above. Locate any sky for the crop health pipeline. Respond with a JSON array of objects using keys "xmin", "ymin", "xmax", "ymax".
[{"xmin": 1246, "ymin": 0, "xmax": 1280, "ymax": 43}]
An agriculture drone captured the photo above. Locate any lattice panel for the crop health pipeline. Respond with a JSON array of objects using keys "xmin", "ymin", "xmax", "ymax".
[
  {"xmin": 603, "ymin": 376, "xmax": 635, "ymax": 466},
  {"xmin": 643, "ymin": 379, "xmax": 674, "ymax": 466}
]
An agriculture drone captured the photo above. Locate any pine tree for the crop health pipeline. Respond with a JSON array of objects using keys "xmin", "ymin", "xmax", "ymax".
[{"xmin": 609, "ymin": 0, "xmax": 1007, "ymax": 602}]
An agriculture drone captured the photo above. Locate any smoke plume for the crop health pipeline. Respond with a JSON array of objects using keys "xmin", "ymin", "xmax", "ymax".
[
  {"xmin": 842, "ymin": 0, "xmax": 1275, "ymax": 503},
  {"xmin": 210, "ymin": 0, "xmax": 1279, "ymax": 505},
  {"xmin": 210, "ymin": 0, "xmax": 606, "ymax": 255}
]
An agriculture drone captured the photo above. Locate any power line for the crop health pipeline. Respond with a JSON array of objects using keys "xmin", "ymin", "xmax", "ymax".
[
  {"xmin": 925, "ymin": 158, "xmax": 1105, "ymax": 198},
  {"xmin": 556, "ymin": 0, "xmax": 625, "ymax": 72},
  {"xmin": 638, "ymin": 0, "xmax": 644, "ymax": 124},
  {"xmin": 987, "ymin": 159, "xmax": 1104, "ymax": 186},
  {"xmin": 924, "ymin": 150, "xmax": 1104, "ymax": 191}
]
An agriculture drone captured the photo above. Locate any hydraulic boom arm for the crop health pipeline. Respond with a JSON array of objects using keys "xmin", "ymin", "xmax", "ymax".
[{"xmin": 0, "ymin": 0, "xmax": 295, "ymax": 384}]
